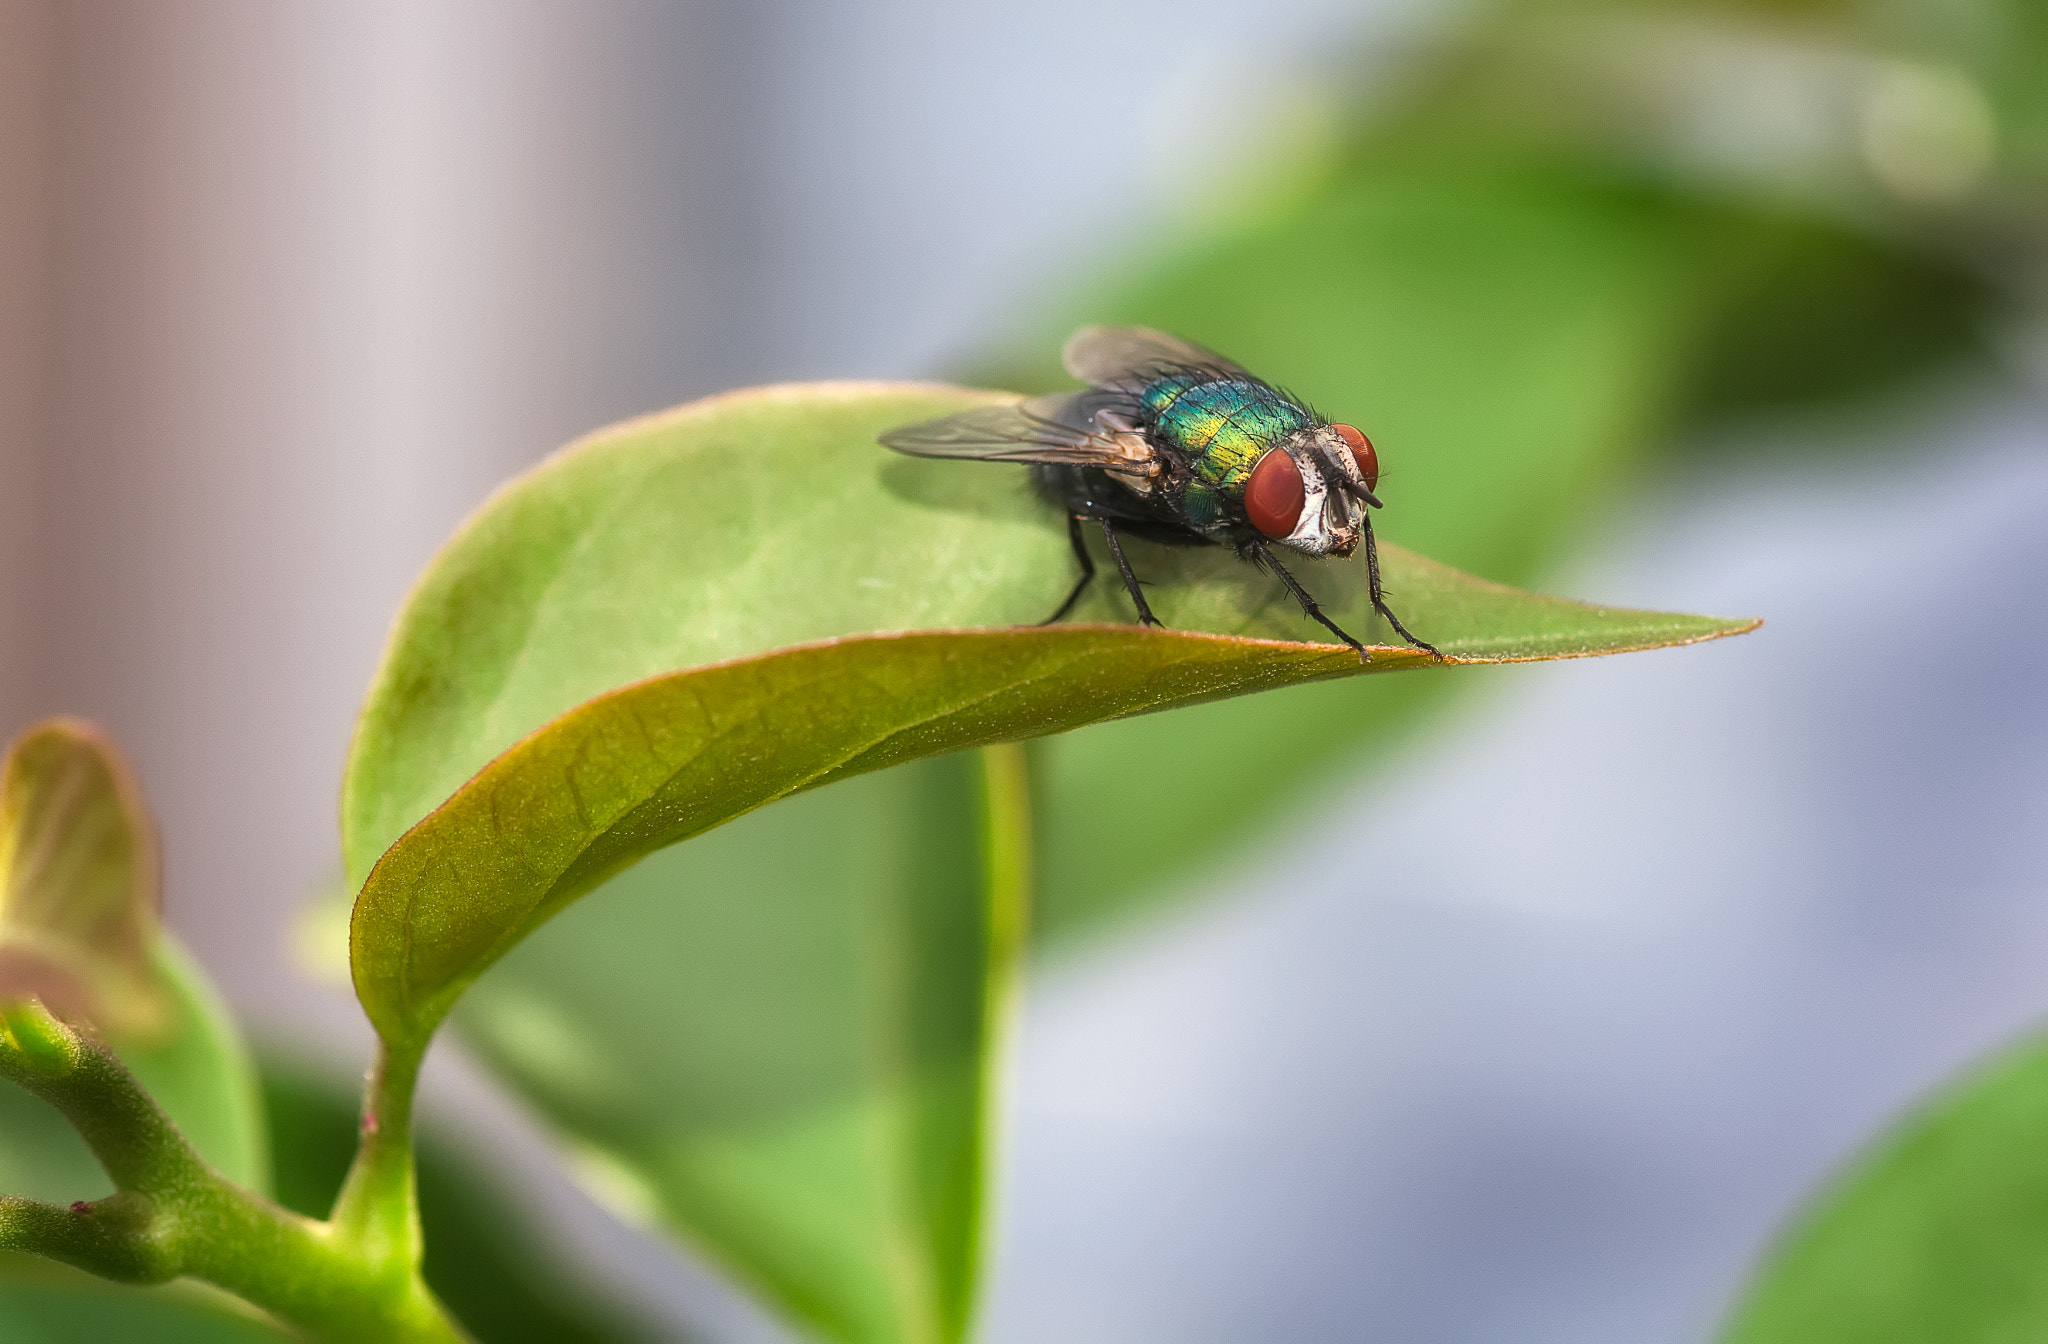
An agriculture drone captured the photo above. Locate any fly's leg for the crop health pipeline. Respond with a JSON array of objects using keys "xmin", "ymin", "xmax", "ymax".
[
  {"xmin": 1039, "ymin": 513, "xmax": 1096, "ymax": 625},
  {"xmin": 1099, "ymin": 519, "xmax": 1162, "ymax": 627},
  {"xmin": 1361, "ymin": 514, "xmax": 1441, "ymax": 657},
  {"xmin": 1246, "ymin": 537, "xmax": 1368, "ymax": 661}
]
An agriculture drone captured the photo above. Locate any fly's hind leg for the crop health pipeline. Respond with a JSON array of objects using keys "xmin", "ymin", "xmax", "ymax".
[
  {"xmin": 1246, "ymin": 537, "xmax": 1368, "ymax": 661},
  {"xmin": 1040, "ymin": 513, "xmax": 1096, "ymax": 625},
  {"xmin": 1099, "ymin": 518, "xmax": 1162, "ymax": 627},
  {"xmin": 1361, "ymin": 515, "xmax": 1441, "ymax": 658}
]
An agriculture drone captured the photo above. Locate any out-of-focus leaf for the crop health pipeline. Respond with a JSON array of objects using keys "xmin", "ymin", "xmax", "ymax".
[
  {"xmin": 337, "ymin": 382, "xmax": 1744, "ymax": 1342},
  {"xmin": 0, "ymin": 720, "xmax": 166, "ymax": 1039},
  {"xmin": 121, "ymin": 938, "xmax": 269, "ymax": 1194},
  {"xmin": 0, "ymin": 1076, "xmax": 99, "ymax": 1206},
  {"xmin": 0, "ymin": 1256, "xmax": 291, "ymax": 1342},
  {"xmin": 1360, "ymin": 0, "xmax": 2043, "ymax": 234},
  {"xmin": 1723, "ymin": 1030, "xmax": 2048, "ymax": 1343},
  {"xmin": 0, "ymin": 719, "xmax": 266, "ymax": 1194},
  {"xmin": 1336, "ymin": 0, "xmax": 2007, "ymax": 422},
  {"xmin": 457, "ymin": 750, "xmax": 1016, "ymax": 1344},
  {"xmin": 259, "ymin": 1055, "xmax": 651, "ymax": 1344},
  {"xmin": 1670, "ymin": 210, "xmax": 1992, "ymax": 424}
]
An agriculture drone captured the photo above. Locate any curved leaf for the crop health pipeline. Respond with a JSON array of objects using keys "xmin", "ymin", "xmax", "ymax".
[
  {"xmin": 360, "ymin": 594, "xmax": 1738, "ymax": 1048},
  {"xmin": 339, "ymin": 381, "xmax": 1748, "ymax": 1343},
  {"xmin": 341, "ymin": 383, "xmax": 1748, "ymax": 896},
  {"xmin": 1724, "ymin": 1030, "xmax": 2048, "ymax": 1343},
  {"xmin": 342, "ymin": 381, "xmax": 1749, "ymax": 1047},
  {"xmin": 0, "ymin": 719, "xmax": 266, "ymax": 1194},
  {"xmin": 0, "ymin": 720, "xmax": 166, "ymax": 1039},
  {"xmin": 341, "ymin": 383, "xmax": 1035, "ymax": 890}
]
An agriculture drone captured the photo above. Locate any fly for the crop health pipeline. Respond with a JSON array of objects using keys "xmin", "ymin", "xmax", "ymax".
[{"xmin": 879, "ymin": 325, "xmax": 1439, "ymax": 661}]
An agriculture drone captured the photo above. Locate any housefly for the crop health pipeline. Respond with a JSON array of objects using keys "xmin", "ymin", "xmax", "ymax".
[{"xmin": 880, "ymin": 326, "xmax": 1438, "ymax": 661}]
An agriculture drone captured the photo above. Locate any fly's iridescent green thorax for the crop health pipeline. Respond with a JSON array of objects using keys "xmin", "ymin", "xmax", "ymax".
[{"xmin": 1139, "ymin": 376, "xmax": 1314, "ymax": 532}]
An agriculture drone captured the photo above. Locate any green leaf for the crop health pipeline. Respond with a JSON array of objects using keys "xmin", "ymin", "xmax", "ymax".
[
  {"xmin": 0, "ymin": 720, "xmax": 267, "ymax": 1194},
  {"xmin": 342, "ymin": 383, "xmax": 1748, "ymax": 1048},
  {"xmin": 337, "ymin": 380, "xmax": 1745, "ymax": 1342},
  {"xmin": 0, "ymin": 1257, "xmax": 292, "ymax": 1343},
  {"xmin": 1724, "ymin": 1030, "xmax": 2048, "ymax": 1343},
  {"xmin": 0, "ymin": 720, "xmax": 168, "ymax": 1039},
  {"xmin": 121, "ymin": 937, "xmax": 269, "ymax": 1195}
]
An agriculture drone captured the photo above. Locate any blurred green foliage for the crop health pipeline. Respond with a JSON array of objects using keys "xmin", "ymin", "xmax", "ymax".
[
  {"xmin": 1725, "ymin": 1031, "xmax": 2048, "ymax": 1342},
  {"xmin": 1671, "ymin": 210, "xmax": 1991, "ymax": 423},
  {"xmin": 0, "ymin": 1258, "xmax": 290, "ymax": 1343}
]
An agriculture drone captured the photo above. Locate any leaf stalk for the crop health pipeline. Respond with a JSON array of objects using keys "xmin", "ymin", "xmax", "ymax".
[{"xmin": 0, "ymin": 1001, "xmax": 467, "ymax": 1342}]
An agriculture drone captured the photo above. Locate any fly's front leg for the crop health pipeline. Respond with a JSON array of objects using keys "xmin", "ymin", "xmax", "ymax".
[
  {"xmin": 1246, "ymin": 537, "xmax": 1367, "ymax": 660},
  {"xmin": 1360, "ymin": 515, "xmax": 1441, "ymax": 657},
  {"xmin": 1040, "ymin": 513, "xmax": 1096, "ymax": 625},
  {"xmin": 1098, "ymin": 519, "xmax": 1161, "ymax": 627}
]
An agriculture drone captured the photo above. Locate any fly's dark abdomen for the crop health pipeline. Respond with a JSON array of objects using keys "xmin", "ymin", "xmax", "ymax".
[{"xmin": 1030, "ymin": 464, "xmax": 1208, "ymax": 548}]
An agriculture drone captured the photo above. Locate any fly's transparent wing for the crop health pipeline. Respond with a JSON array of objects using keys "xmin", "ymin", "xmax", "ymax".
[
  {"xmin": 879, "ymin": 392, "xmax": 1157, "ymax": 471},
  {"xmin": 1061, "ymin": 325, "xmax": 1252, "ymax": 387},
  {"xmin": 878, "ymin": 402, "xmax": 1097, "ymax": 464}
]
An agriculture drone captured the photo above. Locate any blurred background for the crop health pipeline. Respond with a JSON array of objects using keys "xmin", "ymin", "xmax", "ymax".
[{"xmin": 1, "ymin": 0, "xmax": 2045, "ymax": 1340}]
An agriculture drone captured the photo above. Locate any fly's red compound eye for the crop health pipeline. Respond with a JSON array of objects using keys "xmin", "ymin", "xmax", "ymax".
[
  {"xmin": 1331, "ymin": 423, "xmax": 1378, "ymax": 493},
  {"xmin": 1244, "ymin": 448, "xmax": 1306, "ymax": 538}
]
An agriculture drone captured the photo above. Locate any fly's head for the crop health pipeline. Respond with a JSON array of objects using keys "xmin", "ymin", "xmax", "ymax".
[{"xmin": 1240, "ymin": 423, "xmax": 1381, "ymax": 557}]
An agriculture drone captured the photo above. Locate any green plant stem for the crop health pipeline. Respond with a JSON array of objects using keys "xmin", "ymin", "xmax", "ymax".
[
  {"xmin": 0, "ymin": 1003, "xmax": 466, "ymax": 1343},
  {"xmin": 328, "ymin": 1036, "xmax": 426, "ymax": 1266},
  {"xmin": 978, "ymin": 744, "xmax": 1032, "ymax": 984},
  {"xmin": 958, "ymin": 743, "xmax": 1031, "ymax": 1338}
]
